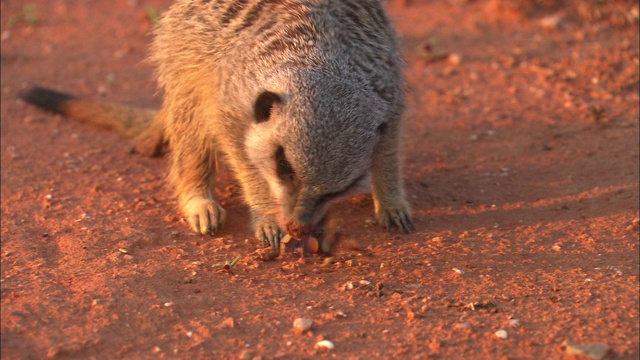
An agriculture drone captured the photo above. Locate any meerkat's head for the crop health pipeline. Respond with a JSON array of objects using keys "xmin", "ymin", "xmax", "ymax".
[{"xmin": 245, "ymin": 74, "xmax": 388, "ymax": 237}]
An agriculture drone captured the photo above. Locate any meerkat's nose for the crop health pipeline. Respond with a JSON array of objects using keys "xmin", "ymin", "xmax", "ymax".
[
  {"xmin": 285, "ymin": 219, "xmax": 312, "ymax": 238},
  {"xmin": 284, "ymin": 195, "xmax": 315, "ymax": 238}
]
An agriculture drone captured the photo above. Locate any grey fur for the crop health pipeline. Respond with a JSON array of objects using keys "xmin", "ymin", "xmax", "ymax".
[{"xmin": 152, "ymin": 0, "xmax": 414, "ymax": 245}]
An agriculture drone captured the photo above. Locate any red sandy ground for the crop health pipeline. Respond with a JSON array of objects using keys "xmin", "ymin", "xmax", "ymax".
[{"xmin": 1, "ymin": 0, "xmax": 638, "ymax": 359}]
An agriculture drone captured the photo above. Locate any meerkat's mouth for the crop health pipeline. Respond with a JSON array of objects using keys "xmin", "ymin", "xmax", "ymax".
[{"xmin": 280, "ymin": 173, "xmax": 368, "ymax": 239}]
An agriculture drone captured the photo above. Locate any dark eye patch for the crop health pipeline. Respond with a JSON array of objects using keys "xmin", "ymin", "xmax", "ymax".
[
  {"xmin": 376, "ymin": 122, "xmax": 388, "ymax": 134},
  {"xmin": 254, "ymin": 91, "xmax": 282, "ymax": 123},
  {"xmin": 275, "ymin": 146, "xmax": 295, "ymax": 182}
]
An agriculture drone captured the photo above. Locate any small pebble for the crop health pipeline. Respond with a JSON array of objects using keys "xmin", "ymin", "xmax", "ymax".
[
  {"xmin": 453, "ymin": 268, "xmax": 464, "ymax": 274},
  {"xmin": 42, "ymin": 194, "xmax": 53, "ymax": 207},
  {"xmin": 455, "ymin": 322, "xmax": 471, "ymax": 330},
  {"xmin": 293, "ymin": 318, "xmax": 313, "ymax": 332},
  {"xmin": 564, "ymin": 341, "xmax": 611, "ymax": 360},
  {"xmin": 509, "ymin": 319, "xmax": 521, "ymax": 328},
  {"xmin": 256, "ymin": 247, "xmax": 278, "ymax": 261},
  {"xmin": 494, "ymin": 329, "xmax": 508, "ymax": 339},
  {"xmin": 359, "ymin": 280, "xmax": 371, "ymax": 286},
  {"xmin": 539, "ymin": 14, "xmax": 564, "ymax": 29},
  {"xmin": 315, "ymin": 340, "xmax": 335, "ymax": 350},
  {"xmin": 448, "ymin": 52, "xmax": 461, "ymax": 65},
  {"xmin": 221, "ymin": 317, "xmax": 235, "ymax": 328},
  {"xmin": 239, "ymin": 350, "xmax": 254, "ymax": 360}
]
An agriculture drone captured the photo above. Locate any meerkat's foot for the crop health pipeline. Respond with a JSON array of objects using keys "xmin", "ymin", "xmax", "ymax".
[
  {"xmin": 183, "ymin": 197, "xmax": 227, "ymax": 235},
  {"xmin": 253, "ymin": 215, "xmax": 286, "ymax": 249},
  {"xmin": 375, "ymin": 199, "xmax": 415, "ymax": 234}
]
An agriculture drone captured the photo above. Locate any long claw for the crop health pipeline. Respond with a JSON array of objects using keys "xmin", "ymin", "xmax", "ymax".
[
  {"xmin": 398, "ymin": 212, "xmax": 410, "ymax": 234},
  {"xmin": 184, "ymin": 197, "xmax": 226, "ymax": 236},
  {"xmin": 377, "ymin": 205, "xmax": 415, "ymax": 234},
  {"xmin": 408, "ymin": 216, "xmax": 416, "ymax": 231},
  {"xmin": 255, "ymin": 218, "xmax": 285, "ymax": 250},
  {"xmin": 260, "ymin": 229, "xmax": 268, "ymax": 248}
]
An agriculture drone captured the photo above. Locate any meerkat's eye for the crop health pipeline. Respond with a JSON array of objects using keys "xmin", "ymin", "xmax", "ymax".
[
  {"xmin": 275, "ymin": 146, "xmax": 295, "ymax": 182},
  {"xmin": 376, "ymin": 122, "xmax": 388, "ymax": 134},
  {"xmin": 254, "ymin": 91, "xmax": 282, "ymax": 123}
]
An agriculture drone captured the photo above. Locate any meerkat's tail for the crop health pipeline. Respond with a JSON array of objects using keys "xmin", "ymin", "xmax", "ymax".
[{"xmin": 19, "ymin": 86, "xmax": 165, "ymax": 156}]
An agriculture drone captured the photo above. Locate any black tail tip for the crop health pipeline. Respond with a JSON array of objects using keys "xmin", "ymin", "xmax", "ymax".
[{"xmin": 19, "ymin": 86, "xmax": 76, "ymax": 114}]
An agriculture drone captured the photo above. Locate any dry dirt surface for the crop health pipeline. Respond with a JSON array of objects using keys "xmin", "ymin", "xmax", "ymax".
[{"xmin": 1, "ymin": 0, "xmax": 639, "ymax": 359}]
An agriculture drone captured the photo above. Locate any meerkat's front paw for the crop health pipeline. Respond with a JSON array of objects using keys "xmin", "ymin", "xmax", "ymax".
[
  {"xmin": 375, "ymin": 199, "xmax": 415, "ymax": 234},
  {"xmin": 253, "ymin": 215, "xmax": 286, "ymax": 249},
  {"xmin": 183, "ymin": 197, "xmax": 227, "ymax": 235}
]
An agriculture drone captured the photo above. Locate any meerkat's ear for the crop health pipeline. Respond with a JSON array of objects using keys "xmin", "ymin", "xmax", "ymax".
[{"xmin": 254, "ymin": 91, "xmax": 283, "ymax": 123}]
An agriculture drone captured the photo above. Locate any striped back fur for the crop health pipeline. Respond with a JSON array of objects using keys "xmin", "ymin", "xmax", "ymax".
[{"xmin": 151, "ymin": 0, "xmax": 404, "ymax": 114}]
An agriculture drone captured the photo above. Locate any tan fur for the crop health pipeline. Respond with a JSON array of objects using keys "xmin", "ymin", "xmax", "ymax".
[
  {"xmin": 63, "ymin": 101, "xmax": 165, "ymax": 156},
  {"xmin": 22, "ymin": 0, "xmax": 414, "ymax": 247}
]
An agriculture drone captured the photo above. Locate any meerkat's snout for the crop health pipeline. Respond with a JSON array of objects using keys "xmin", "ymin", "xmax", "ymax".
[
  {"xmin": 283, "ymin": 195, "xmax": 320, "ymax": 238},
  {"xmin": 285, "ymin": 219, "xmax": 312, "ymax": 239}
]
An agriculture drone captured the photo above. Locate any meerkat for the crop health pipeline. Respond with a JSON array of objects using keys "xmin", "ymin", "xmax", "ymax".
[{"xmin": 20, "ymin": 0, "xmax": 415, "ymax": 248}]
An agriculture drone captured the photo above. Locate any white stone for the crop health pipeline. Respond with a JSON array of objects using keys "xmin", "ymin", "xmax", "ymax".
[
  {"xmin": 293, "ymin": 318, "xmax": 313, "ymax": 332},
  {"xmin": 315, "ymin": 340, "xmax": 335, "ymax": 350},
  {"xmin": 495, "ymin": 329, "xmax": 508, "ymax": 339}
]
